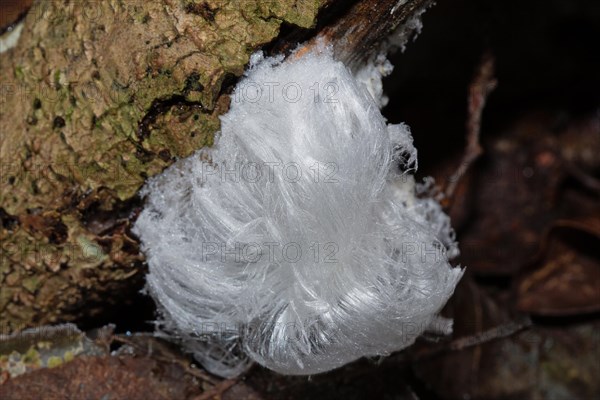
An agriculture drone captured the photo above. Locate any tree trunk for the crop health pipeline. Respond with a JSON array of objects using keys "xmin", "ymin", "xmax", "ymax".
[{"xmin": 0, "ymin": 0, "xmax": 430, "ymax": 333}]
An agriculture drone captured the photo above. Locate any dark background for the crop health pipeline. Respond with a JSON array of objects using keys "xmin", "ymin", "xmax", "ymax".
[{"xmin": 1, "ymin": 1, "xmax": 598, "ymax": 399}]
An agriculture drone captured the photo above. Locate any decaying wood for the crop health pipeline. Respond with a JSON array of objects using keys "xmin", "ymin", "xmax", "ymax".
[
  {"xmin": 314, "ymin": 0, "xmax": 433, "ymax": 68},
  {"xmin": 0, "ymin": 0, "xmax": 434, "ymax": 333}
]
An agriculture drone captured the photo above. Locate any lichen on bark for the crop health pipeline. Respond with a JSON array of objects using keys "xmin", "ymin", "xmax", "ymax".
[{"xmin": 0, "ymin": 0, "xmax": 324, "ymax": 333}]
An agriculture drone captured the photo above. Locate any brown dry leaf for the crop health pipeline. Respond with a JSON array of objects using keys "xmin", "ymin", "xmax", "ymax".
[
  {"xmin": 455, "ymin": 120, "xmax": 562, "ymax": 275},
  {"xmin": 457, "ymin": 112, "xmax": 600, "ymax": 276},
  {"xmin": 411, "ymin": 276, "xmax": 600, "ymax": 400},
  {"xmin": 413, "ymin": 321, "xmax": 600, "ymax": 400},
  {"xmin": 0, "ymin": 355, "xmax": 203, "ymax": 400},
  {"xmin": 516, "ymin": 217, "xmax": 600, "ymax": 316},
  {"xmin": 0, "ymin": 329, "xmax": 264, "ymax": 400},
  {"xmin": 410, "ymin": 276, "xmax": 515, "ymax": 395},
  {"xmin": 0, "ymin": 323, "xmax": 109, "ymax": 384}
]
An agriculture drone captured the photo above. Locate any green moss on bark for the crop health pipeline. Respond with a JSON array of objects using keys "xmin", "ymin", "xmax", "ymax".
[{"xmin": 0, "ymin": 0, "xmax": 325, "ymax": 333}]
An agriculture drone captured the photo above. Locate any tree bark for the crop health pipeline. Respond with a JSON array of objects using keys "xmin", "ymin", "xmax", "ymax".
[{"xmin": 0, "ymin": 0, "xmax": 431, "ymax": 333}]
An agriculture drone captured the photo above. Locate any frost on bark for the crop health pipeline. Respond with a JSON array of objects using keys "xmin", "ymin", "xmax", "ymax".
[{"xmin": 0, "ymin": 0, "xmax": 430, "ymax": 332}]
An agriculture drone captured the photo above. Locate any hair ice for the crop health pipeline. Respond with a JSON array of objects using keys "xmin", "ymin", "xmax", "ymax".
[{"xmin": 133, "ymin": 48, "xmax": 463, "ymax": 377}]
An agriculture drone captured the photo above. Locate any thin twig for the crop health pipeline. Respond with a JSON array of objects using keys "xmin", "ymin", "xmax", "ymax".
[
  {"xmin": 445, "ymin": 52, "xmax": 497, "ymax": 200},
  {"xmin": 446, "ymin": 317, "xmax": 531, "ymax": 352},
  {"xmin": 192, "ymin": 377, "xmax": 238, "ymax": 400},
  {"xmin": 112, "ymin": 334, "xmax": 218, "ymax": 385},
  {"xmin": 411, "ymin": 316, "xmax": 532, "ymax": 362},
  {"xmin": 564, "ymin": 160, "xmax": 600, "ymax": 195}
]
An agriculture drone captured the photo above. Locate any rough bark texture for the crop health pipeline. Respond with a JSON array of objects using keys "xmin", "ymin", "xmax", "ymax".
[
  {"xmin": 0, "ymin": 0, "xmax": 429, "ymax": 333},
  {"xmin": 0, "ymin": 0, "xmax": 327, "ymax": 333}
]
